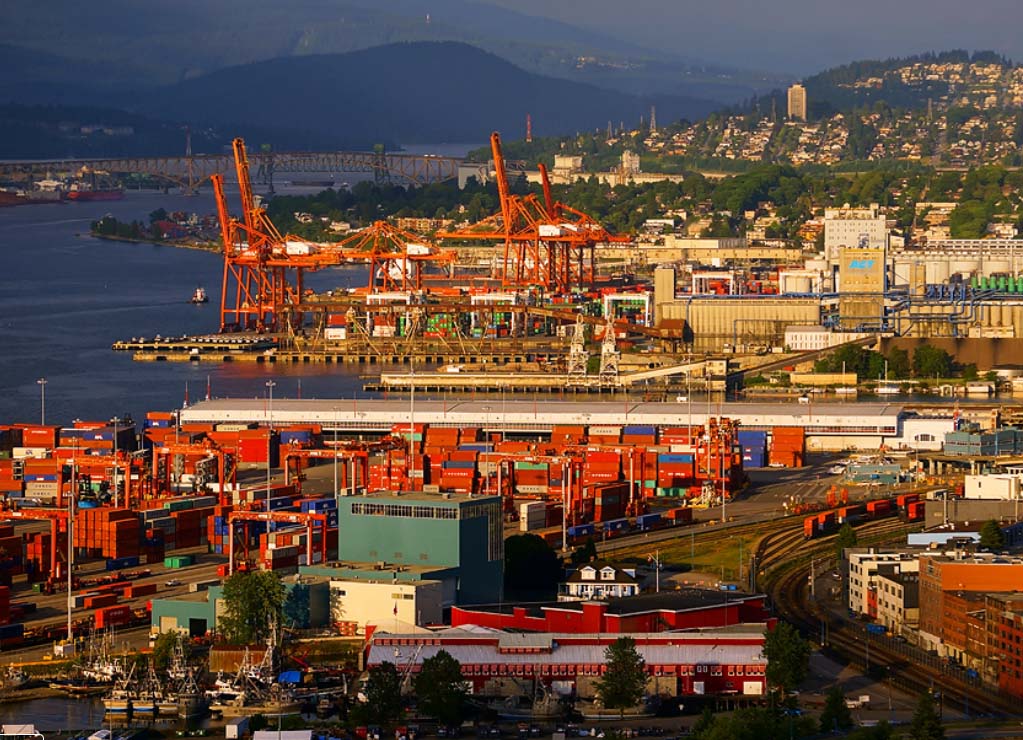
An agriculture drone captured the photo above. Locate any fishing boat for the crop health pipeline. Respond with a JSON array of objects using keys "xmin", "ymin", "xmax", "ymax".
[
  {"xmin": 190, "ymin": 287, "xmax": 208, "ymax": 304},
  {"xmin": 0, "ymin": 665, "xmax": 29, "ymax": 690}
]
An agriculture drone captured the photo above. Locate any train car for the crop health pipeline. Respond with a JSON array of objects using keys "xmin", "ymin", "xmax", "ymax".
[
  {"xmin": 865, "ymin": 499, "xmax": 894, "ymax": 518},
  {"xmin": 896, "ymin": 493, "xmax": 920, "ymax": 510},
  {"xmin": 636, "ymin": 513, "xmax": 662, "ymax": 531},
  {"xmin": 664, "ymin": 507, "xmax": 694, "ymax": 526},
  {"xmin": 837, "ymin": 504, "xmax": 865, "ymax": 525},
  {"xmin": 803, "ymin": 516, "xmax": 816, "ymax": 539},
  {"xmin": 602, "ymin": 518, "xmax": 631, "ymax": 538},
  {"xmin": 903, "ymin": 500, "xmax": 925, "ymax": 522},
  {"xmin": 565, "ymin": 523, "xmax": 595, "ymax": 542},
  {"xmin": 804, "ymin": 511, "xmax": 839, "ymax": 539}
]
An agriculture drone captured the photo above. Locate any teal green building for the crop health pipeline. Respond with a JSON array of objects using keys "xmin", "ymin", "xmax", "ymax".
[
  {"xmin": 337, "ymin": 492, "xmax": 504, "ymax": 604},
  {"xmin": 151, "ymin": 580, "xmax": 330, "ymax": 637}
]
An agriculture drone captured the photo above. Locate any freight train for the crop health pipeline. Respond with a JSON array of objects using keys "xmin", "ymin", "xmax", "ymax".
[
  {"xmin": 535, "ymin": 505, "xmax": 695, "ymax": 548},
  {"xmin": 803, "ymin": 493, "xmax": 923, "ymax": 538}
]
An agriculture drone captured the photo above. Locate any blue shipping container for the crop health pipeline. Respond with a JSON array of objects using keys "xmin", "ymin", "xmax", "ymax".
[
  {"xmin": 659, "ymin": 454, "xmax": 694, "ymax": 464},
  {"xmin": 442, "ymin": 460, "xmax": 476, "ymax": 469},
  {"xmin": 623, "ymin": 425, "xmax": 657, "ymax": 435}
]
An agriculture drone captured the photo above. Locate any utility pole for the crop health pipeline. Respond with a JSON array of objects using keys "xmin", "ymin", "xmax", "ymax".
[
  {"xmin": 37, "ymin": 378, "xmax": 47, "ymax": 425},
  {"xmin": 265, "ymin": 380, "xmax": 276, "ymax": 515}
]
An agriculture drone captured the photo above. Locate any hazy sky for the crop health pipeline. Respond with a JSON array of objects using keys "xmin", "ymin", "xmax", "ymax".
[{"xmin": 483, "ymin": 0, "xmax": 1023, "ymax": 74}]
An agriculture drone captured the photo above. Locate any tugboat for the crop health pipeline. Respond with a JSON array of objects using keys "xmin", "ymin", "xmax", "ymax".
[{"xmin": 190, "ymin": 287, "xmax": 208, "ymax": 304}]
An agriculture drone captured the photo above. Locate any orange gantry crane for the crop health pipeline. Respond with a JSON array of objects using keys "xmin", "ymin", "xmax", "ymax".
[
  {"xmin": 213, "ymin": 137, "xmax": 347, "ymax": 332},
  {"xmin": 338, "ymin": 220, "xmax": 456, "ymax": 293},
  {"xmin": 151, "ymin": 439, "xmax": 236, "ymax": 502},
  {"xmin": 225, "ymin": 509, "xmax": 331, "ymax": 574},
  {"xmin": 0, "ymin": 503, "xmax": 69, "ymax": 581},
  {"xmin": 438, "ymin": 132, "xmax": 628, "ymax": 293}
]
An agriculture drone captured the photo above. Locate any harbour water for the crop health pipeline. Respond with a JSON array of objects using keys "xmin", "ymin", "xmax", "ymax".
[
  {"xmin": 0, "ymin": 190, "xmax": 373, "ymax": 425},
  {"xmin": 0, "ymin": 143, "xmax": 481, "ymax": 425}
]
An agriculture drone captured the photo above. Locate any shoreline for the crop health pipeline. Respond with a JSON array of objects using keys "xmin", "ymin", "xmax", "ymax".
[{"xmin": 88, "ymin": 232, "xmax": 220, "ymax": 253}]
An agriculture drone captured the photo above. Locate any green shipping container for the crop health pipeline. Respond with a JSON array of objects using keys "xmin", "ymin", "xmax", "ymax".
[{"xmin": 164, "ymin": 555, "xmax": 195, "ymax": 568}]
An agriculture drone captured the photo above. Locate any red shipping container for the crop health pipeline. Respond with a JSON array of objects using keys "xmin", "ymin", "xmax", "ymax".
[{"xmin": 95, "ymin": 605, "xmax": 133, "ymax": 629}]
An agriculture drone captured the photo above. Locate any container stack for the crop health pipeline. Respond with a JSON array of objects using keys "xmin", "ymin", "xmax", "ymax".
[
  {"xmin": 770, "ymin": 427, "xmax": 805, "ymax": 468},
  {"xmin": 656, "ymin": 452, "xmax": 694, "ymax": 495},
  {"xmin": 738, "ymin": 430, "xmax": 768, "ymax": 468},
  {"xmin": 74, "ymin": 508, "xmax": 139, "ymax": 559}
]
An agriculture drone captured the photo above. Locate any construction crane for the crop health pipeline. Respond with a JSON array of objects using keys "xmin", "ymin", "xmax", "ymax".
[
  {"xmin": 437, "ymin": 132, "xmax": 629, "ymax": 293},
  {"xmin": 212, "ymin": 138, "xmax": 347, "ymax": 333},
  {"xmin": 338, "ymin": 220, "xmax": 456, "ymax": 293}
]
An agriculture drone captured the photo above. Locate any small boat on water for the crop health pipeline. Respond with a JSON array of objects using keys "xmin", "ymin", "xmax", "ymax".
[{"xmin": 190, "ymin": 287, "xmax": 208, "ymax": 304}]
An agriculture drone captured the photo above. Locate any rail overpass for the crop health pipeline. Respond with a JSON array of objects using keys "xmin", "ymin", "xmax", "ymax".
[{"xmin": 0, "ymin": 149, "xmax": 462, "ymax": 193}]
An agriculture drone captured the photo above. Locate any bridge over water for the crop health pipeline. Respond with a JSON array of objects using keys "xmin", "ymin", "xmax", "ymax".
[{"xmin": 0, "ymin": 149, "xmax": 463, "ymax": 192}]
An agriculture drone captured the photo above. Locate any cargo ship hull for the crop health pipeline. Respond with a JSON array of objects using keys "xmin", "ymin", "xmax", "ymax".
[{"xmin": 67, "ymin": 189, "xmax": 124, "ymax": 202}]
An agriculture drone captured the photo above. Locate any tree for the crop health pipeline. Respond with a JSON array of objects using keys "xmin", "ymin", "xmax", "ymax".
[
  {"xmin": 360, "ymin": 661, "xmax": 403, "ymax": 725},
  {"xmin": 283, "ymin": 583, "xmax": 311, "ymax": 628},
  {"xmin": 979, "ymin": 520, "xmax": 1005, "ymax": 551},
  {"xmin": 835, "ymin": 522, "xmax": 858, "ymax": 561},
  {"xmin": 908, "ymin": 691, "xmax": 944, "ymax": 740},
  {"xmin": 151, "ymin": 631, "xmax": 186, "ymax": 672},
  {"xmin": 912, "ymin": 346, "xmax": 953, "ymax": 379},
  {"xmin": 819, "ymin": 685, "xmax": 853, "ymax": 733},
  {"xmin": 762, "ymin": 622, "xmax": 811, "ymax": 694},
  {"xmin": 887, "ymin": 348, "xmax": 911, "ymax": 380},
  {"xmin": 571, "ymin": 537, "xmax": 598, "ymax": 565},
  {"xmin": 413, "ymin": 650, "xmax": 466, "ymax": 727},
  {"xmin": 218, "ymin": 570, "xmax": 286, "ymax": 645},
  {"xmin": 504, "ymin": 533, "xmax": 562, "ymax": 600},
  {"xmin": 595, "ymin": 636, "xmax": 647, "ymax": 718}
]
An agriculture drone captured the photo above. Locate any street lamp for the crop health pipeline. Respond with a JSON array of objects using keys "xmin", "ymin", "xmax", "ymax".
[
  {"xmin": 332, "ymin": 406, "xmax": 339, "ymax": 505},
  {"xmin": 482, "ymin": 406, "xmax": 492, "ymax": 494},
  {"xmin": 36, "ymin": 378, "xmax": 47, "ymax": 425},
  {"xmin": 265, "ymin": 380, "xmax": 276, "ymax": 514},
  {"xmin": 111, "ymin": 416, "xmax": 121, "ymax": 508}
]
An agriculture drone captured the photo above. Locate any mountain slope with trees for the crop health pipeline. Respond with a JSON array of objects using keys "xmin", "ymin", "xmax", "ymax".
[{"xmin": 137, "ymin": 42, "xmax": 719, "ymax": 147}]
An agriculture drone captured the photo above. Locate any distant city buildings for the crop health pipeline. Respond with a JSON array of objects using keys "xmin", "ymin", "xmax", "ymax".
[{"xmin": 787, "ymin": 83, "xmax": 807, "ymax": 122}]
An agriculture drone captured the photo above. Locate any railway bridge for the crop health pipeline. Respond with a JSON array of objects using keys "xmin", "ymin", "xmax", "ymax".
[{"xmin": 0, "ymin": 149, "xmax": 462, "ymax": 193}]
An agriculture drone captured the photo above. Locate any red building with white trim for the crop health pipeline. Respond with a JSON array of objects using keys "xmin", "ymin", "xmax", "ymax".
[
  {"xmin": 451, "ymin": 591, "xmax": 774, "ymax": 634},
  {"xmin": 366, "ymin": 625, "xmax": 768, "ymax": 699}
]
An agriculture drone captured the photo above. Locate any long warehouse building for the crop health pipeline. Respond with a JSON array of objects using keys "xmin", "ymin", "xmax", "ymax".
[{"xmin": 179, "ymin": 399, "xmax": 952, "ymax": 452}]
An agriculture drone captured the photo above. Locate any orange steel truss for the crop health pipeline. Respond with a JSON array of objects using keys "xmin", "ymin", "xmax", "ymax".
[
  {"xmin": 438, "ymin": 132, "xmax": 628, "ymax": 293},
  {"xmin": 338, "ymin": 220, "xmax": 456, "ymax": 293},
  {"xmin": 213, "ymin": 138, "xmax": 346, "ymax": 332}
]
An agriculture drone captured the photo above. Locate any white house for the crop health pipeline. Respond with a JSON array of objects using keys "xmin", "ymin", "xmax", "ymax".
[{"xmin": 560, "ymin": 561, "xmax": 639, "ymax": 601}]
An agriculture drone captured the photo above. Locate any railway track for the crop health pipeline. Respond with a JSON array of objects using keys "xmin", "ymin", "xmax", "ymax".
[{"xmin": 758, "ymin": 518, "xmax": 1022, "ymax": 717}]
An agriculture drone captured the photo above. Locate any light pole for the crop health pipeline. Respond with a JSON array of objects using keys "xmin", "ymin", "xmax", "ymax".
[
  {"xmin": 36, "ymin": 378, "xmax": 47, "ymax": 425},
  {"xmin": 111, "ymin": 416, "xmax": 121, "ymax": 508},
  {"xmin": 332, "ymin": 407, "xmax": 339, "ymax": 505},
  {"xmin": 265, "ymin": 380, "xmax": 276, "ymax": 514},
  {"xmin": 482, "ymin": 406, "xmax": 492, "ymax": 494}
]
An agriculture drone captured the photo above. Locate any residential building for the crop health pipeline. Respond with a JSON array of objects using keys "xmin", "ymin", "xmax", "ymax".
[
  {"xmin": 875, "ymin": 568, "xmax": 919, "ymax": 634},
  {"xmin": 337, "ymin": 492, "xmax": 504, "ymax": 604},
  {"xmin": 847, "ymin": 551, "xmax": 921, "ymax": 616},
  {"xmin": 985, "ymin": 593, "xmax": 1023, "ymax": 690},
  {"xmin": 561, "ymin": 561, "xmax": 639, "ymax": 600},
  {"xmin": 366, "ymin": 626, "xmax": 768, "ymax": 699},
  {"xmin": 941, "ymin": 590, "xmax": 987, "ymax": 667},
  {"xmin": 919, "ymin": 555, "xmax": 1023, "ymax": 652},
  {"xmin": 787, "ymin": 84, "xmax": 808, "ymax": 122},
  {"xmin": 451, "ymin": 591, "xmax": 774, "ymax": 634}
]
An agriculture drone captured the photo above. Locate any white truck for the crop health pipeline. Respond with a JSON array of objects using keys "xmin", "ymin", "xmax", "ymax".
[{"xmin": 845, "ymin": 694, "xmax": 871, "ymax": 709}]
